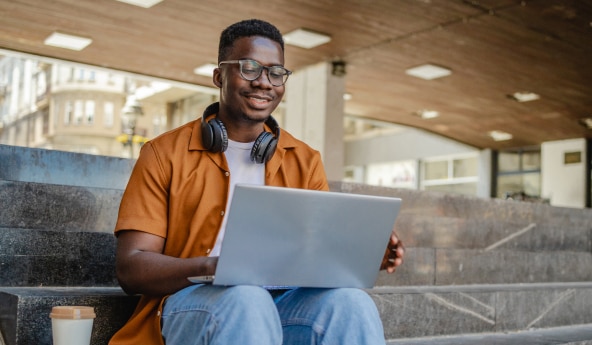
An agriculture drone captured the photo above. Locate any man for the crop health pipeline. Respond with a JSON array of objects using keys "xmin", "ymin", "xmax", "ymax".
[{"xmin": 111, "ymin": 19, "xmax": 404, "ymax": 345}]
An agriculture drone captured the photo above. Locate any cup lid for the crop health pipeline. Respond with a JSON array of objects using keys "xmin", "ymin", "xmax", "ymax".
[{"xmin": 50, "ymin": 306, "xmax": 96, "ymax": 319}]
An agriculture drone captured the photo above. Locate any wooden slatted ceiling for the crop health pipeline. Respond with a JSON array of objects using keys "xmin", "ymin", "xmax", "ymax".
[{"xmin": 0, "ymin": 0, "xmax": 590, "ymax": 150}]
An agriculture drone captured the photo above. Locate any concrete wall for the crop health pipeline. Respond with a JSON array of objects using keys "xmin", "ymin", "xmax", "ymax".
[
  {"xmin": 345, "ymin": 127, "xmax": 477, "ymax": 165},
  {"xmin": 542, "ymin": 138, "xmax": 588, "ymax": 208}
]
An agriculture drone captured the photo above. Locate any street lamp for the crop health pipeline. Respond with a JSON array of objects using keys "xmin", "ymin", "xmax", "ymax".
[{"xmin": 121, "ymin": 95, "xmax": 143, "ymax": 158}]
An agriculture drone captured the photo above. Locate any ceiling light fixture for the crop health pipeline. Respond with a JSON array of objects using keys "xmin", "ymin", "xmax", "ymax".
[
  {"xmin": 508, "ymin": 91, "xmax": 540, "ymax": 102},
  {"xmin": 115, "ymin": 0, "xmax": 163, "ymax": 8},
  {"xmin": 488, "ymin": 130, "xmax": 513, "ymax": 141},
  {"xmin": 193, "ymin": 63, "xmax": 217, "ymax": 77},
  {"xmin": 414, "ymin": 109, "xmax": 440, "ymax": 119},
  {"xmin": 44, "ymin": 32, "xmax": 92, "ymax": 51},
  {"xmin": 283, "ymin": 28, "xmax": 331, "ymax": 49},
  {"xmin": 579, "ymin": 118, "xmax": 592, "ymax": 129},
  {"xmin": 405, "ymin": 64, "xmax": 451, "ymax": 80}
]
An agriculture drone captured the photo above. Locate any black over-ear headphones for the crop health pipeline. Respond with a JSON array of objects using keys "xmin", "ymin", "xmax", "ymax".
[{"xmin": 200, "ymin": 102, "xmax": 280, "ymax": 164}]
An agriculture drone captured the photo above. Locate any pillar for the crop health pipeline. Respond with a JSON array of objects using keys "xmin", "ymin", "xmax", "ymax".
[{"xmin": 285, "ymin": 61, "xmax": 345, "ymax": 181}]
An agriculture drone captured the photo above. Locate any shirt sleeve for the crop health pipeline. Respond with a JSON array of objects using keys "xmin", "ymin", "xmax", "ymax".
[
  {"xmin": 114, "ymin": 142, "xmax": 169, "ymax": 238},
  {"xmin": 308, "ymin": 150, "xmax": 330, "ymax": 192}
]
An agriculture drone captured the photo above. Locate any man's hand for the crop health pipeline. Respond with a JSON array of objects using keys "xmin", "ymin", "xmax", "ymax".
[{"xmin": 380, "ymin": 231, "xmax": 405, "ymax": 274}]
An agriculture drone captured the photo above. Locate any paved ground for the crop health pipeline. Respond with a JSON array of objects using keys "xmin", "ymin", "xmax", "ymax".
[{"xmin": 387, "ymin": 324, "xmax": 592, "ymax": 345}]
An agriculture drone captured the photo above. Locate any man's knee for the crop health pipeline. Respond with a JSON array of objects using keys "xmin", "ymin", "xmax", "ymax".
[
  {"xmin": 323, "ymin": 288, "xmax": 376, "ymax": 309},
  {"xmin": 216, "ymin": 285, "xmax": 276, "ymax": 311}
]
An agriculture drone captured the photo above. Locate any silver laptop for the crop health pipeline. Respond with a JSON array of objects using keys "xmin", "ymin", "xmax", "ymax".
[{"xmin": 188, "ymin": 184, "xmax": 402, "ymax": 289}]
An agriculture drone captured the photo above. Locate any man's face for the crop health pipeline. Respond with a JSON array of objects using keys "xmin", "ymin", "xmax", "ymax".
[{"xmin": 214, "ymin": 36, "xmax": 286, "ymax": 124}]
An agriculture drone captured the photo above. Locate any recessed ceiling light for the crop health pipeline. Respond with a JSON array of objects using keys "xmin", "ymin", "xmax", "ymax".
[
  {"xmin": 508, "ymin": 91, "xmax": 540, "ymax": 102},
  {"xmin": 193, "ymin": 63, "xmax": 217, "ymax": 77},
  {"xmin": 405, "ymin": 64, "xmax": 451, "ymax": 80},
  {"xmin": 115, "ymin": 0, "xmax": 163, "ymax": 8},
  {"xmin": 579, "ymin": 118, "xmax": 592, "ymax": 129},
  {"xmin": 414, "ymin": 109, "xmax": 439, "ymax": 119},
  {"xmin": 488, "ymin": 130, "xmax": 513, "ymax": 141},
  {"xmin": 283, "ymin": 29, "xmax": 331, "ymax": 49},
  {"xmin": 44, "ymin": 32, "xmax": 92, "ymax": 51}
]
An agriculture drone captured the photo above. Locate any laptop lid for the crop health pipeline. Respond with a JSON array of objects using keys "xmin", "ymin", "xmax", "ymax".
[{"xmin": 189, "ymin": 184, "xmax": 402, "ymax": 289}]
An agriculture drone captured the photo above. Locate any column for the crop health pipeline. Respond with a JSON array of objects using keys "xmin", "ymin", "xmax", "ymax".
[{"xmin": 285, "ymin": 61, "xmax": 345, "ymax": 181}]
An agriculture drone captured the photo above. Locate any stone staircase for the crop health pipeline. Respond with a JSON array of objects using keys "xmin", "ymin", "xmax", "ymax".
[
  {"xmin": 332, "ymin": 183, "xmax": 592, "ymax": 344},
  {"xmin": 1, "ymin": 144, "xmax": 592, "ymax": 344}
]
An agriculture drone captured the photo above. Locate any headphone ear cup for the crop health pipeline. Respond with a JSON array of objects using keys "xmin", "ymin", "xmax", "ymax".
[
  {"xmin": 250, "ymin": 131, "xmax": 277, "ymax": 164},
  {"xmin": 201, "ymin": 119, "xmax": 215, "ymax": 151},
  {"xmin": 211, "ymin": 118, "xmax": 228, "ymax": 152},
  {"xmin": 201, "ymin": 117, "xmax": 228, "ymax": 152}
]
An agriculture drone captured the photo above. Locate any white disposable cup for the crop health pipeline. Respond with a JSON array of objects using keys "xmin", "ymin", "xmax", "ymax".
[{"xmin": 49, "ymin": 306, "xmax": 96, "ymax": 345}]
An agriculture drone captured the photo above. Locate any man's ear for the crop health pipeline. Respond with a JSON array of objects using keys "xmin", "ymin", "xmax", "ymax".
[{"xmin": 213, "ymin": 68, "xmax": 222, "ymax": 88}]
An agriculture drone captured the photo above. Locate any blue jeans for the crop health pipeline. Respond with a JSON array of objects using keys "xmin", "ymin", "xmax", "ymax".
[{"xmin": 161, "ymin": 284, "xmax": 386, "ymax": 345}]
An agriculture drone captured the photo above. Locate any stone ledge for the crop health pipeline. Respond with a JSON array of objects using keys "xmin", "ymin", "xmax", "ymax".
[
  {"xmin": 394, "ymin": 214, "xmax": 592, "ymax": 252},
  {"xmin": 330, "ymin": 181, "xmax": 592, "ymax": 228},
  {"xmin": 0, "ymin": 229, "xmax": 117, "ymax": 286},
  {"xmin": 0, "ymin": 145, "xmax": 134, "ymax": 190},
  {"xmin": 374, "ymin": 248, "xmax": 592, "ymax": 286},
  {"xmin": 2, "ymin": 284, "xmax": 592, "ymax": 345},
  {"xmin": 0, "ymin": 181, "xmax": 122, "ymax": 232},
  {"xmin": 386, "ymin": 323, "xmax": 592, "ymax": 344},
  {"xmin": 2, "ymin": 228, "xmax": 590, "ymax": 287},
  {"xmin": 0, "ymin": 287, "xmax": 138, "ymax": 345},
  {"xmin": 368, "ymin": 283, "xmax": 592, "ymax": 340}
]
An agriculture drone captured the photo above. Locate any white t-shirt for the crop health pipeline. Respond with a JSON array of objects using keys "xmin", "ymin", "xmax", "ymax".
[{"xmin": 209, "ymin": 139, "xmax": 265, "ymax": 256}]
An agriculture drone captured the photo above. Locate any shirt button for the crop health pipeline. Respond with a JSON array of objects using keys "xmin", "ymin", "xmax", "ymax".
[
  {"xmin": 225, "ymin": 171, "xmax": 230, "ymax": 177},
  {"xmin": 220, "ymin": 210, "xmax": 225, "ymax": 216}
]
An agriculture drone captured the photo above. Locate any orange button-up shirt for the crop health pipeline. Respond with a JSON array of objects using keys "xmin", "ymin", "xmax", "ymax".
[{"xmin": 110, "ymin": 115, "xmax": 329, "ymax": 345}]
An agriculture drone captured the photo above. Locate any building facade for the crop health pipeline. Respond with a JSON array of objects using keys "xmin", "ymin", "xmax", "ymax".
[{"xmin": 0, "ymin": 56, "xmax": 164, "ymax": 158}]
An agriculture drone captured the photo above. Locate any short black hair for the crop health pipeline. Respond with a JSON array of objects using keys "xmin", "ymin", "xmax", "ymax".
[{"xmin": 218, "ymin": 19, "xmax": 284, "ymax": 62}]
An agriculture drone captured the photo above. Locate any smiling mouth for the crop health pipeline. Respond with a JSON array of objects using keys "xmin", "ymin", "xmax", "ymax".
[{"xmin": 246, "ymin": 95, "xmax": 272, "ymax": 108}]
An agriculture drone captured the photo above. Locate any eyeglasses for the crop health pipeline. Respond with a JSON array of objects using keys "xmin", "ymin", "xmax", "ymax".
[{"xmin": 218, "ymin": 59, "xmax": 292, "ymax": 86}]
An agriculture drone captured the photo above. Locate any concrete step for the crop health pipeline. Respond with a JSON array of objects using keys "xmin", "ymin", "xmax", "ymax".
[
  {"xmin": 394, "ymin": 214, "xmax": 591, "ymax": 252},
  {"xmin": 0, "ymin": 144, "xmax": 134, "ymax": 190},
  {"xmin": 2, "ymin": 227, "xmax": 590, "ymax": 287},
  {"xmin": 0, "ymin": 228, "xmax": 117, "ymax": 287},
  {"xmin": 2, "ymin": 283, "xmax": 591, "ymax": 345},
  {"xmin": 369, "ymin": 282, "xmax": 592, "ymax": 341},
  {"xmin": 0, "ymin": 287, "xmax": 139, "ymax": 345},
  {"xmin": 0, "ymin": 180, "xmax": 122, "ymax": 233},
  {"xmin": 3, "ymin": 179, "xmax": 591, "ymax": 254},
  {"xmin": 375, "ymin": 246, "xmax": 592, "ymax": 286},
  {"xmin": 330, "ymin": 181, "xmax": 592, "ymax": 228},
  {"xmin": 386, "ymin": 323, "xmax": 592, "ymax": 345},
  {"xmin": 3, "ymin": 145, "xmax": 591, "ymax": 238}
]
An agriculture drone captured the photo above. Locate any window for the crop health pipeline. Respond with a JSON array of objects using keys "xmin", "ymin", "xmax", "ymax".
[
  {"xmin": 366, "ymin": 160, "xmax": 417, "ymax": 189},
  {"xmin": 74, "ymin": 100, "xmax": 84, "ymax": 125},
  {"xmin": 64, "ymin": 101, "xmax": 73, "ymax": 125},
  {"xmin": 496, "ymin": 149, "xmax": 541, "ymax": 198},
  {"xmin": 421, "ymin": 154, "xmax": 479, "ymax": 196},
  {"xmin": 424, "ymin": 160, "xmax": 448, "ymax": 180},
  {"xmin": 85, "ymin": 100, "xmax": 95, "ymax": 125},
  {"xmin": 104, "ymin": 102, "xmax": 114, "ymax": 127}
]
